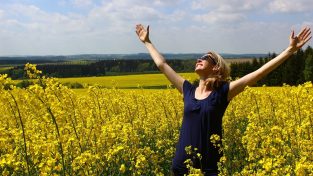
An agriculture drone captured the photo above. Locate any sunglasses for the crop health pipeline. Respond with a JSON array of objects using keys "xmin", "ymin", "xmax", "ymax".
[{"xmin": 198, "ymin": 54, "xmax": 217, "ymax": 65}]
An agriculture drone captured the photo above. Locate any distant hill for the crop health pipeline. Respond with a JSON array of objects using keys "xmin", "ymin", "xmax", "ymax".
[{"xmin": 0, "ymin": 53, "xmax": 267, "ymax": 61}]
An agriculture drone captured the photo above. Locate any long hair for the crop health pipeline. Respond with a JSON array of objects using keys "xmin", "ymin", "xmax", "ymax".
[{"xmin": 204, "ymin": 51, "xmax": 230, "ymax": 90}]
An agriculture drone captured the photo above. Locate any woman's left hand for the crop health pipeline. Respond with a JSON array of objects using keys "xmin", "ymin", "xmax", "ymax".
[{"xmin": 289, "ymin": 27, "xmax": 311, "ymax": 53}]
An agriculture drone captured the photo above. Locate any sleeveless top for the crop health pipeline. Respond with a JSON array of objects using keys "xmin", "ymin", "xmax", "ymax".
[{"xmin": 172, "ymin": 80, "xmax": 230, "ymax": 175}]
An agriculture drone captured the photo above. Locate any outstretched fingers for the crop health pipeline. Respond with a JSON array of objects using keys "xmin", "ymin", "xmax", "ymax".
[
  {"xmin": 302, "ymin": 29, "xmax": 311, "ymax": 41},
  {"xmin": 297, "ymin": 27, "xmax": 310, "ymax": 40},
  {"xmin": 135, "ymin": 24, "xmax": 142, "ymax": 35},
  {"xmin": 303, "ymin": 35, "xmax": 312, "ymax": 45},
  {"xmin": 135, "ymin": 24, "xmax": 150, "ymax": 43},
  {"xmin": 299, "ymin": 27, "xmax": 311, "ymax": 46},
  {"xmin": 297, "ymin": 27, "xmax": 307, "ymax": 38},
  {"xmin": 136, "ymin": 24, "xmax": 144, "ymax": 34}
]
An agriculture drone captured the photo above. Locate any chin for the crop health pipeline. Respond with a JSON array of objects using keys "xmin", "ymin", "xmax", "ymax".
[
  {"xmin": 195, "ymin": 66, "xmax": 204, "ymax": 72},
  {"xmin": 195, "ymin": 68, "xmax": 203, "ymax": 75},
  {"xmin": 195, "ymin": 67, "xmax": 211, "ymax": 76},
  {"xmin": 195, "ymin": 65, "xmax": 202, "ymax": 71}
]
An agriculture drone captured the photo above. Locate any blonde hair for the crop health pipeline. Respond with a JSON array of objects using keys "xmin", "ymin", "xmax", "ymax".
[{"xmin": 204, "ymin": 51, "xmax": 230, "ymax": 90}]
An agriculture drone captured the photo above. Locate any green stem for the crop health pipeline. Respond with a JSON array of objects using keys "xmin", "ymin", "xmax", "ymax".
[
  {"xmin": 67, "ymin": 92, "xmax": 83, "ymax": 153},
  {"xmin": 8, "ymin": 92, "xmax": 30, "ymax": 175},
  {"xmin": 29, "ymin": 88, "xmax": 66, "ymax": 176},
  {"xmin": 46, "ymin": 107, "xmax": 66, "ymax": 176}
]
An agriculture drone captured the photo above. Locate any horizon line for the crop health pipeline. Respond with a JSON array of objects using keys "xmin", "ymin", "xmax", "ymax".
[{"xmin": 0, "ymin": 52, "xmax": 270, "ymax": 57}]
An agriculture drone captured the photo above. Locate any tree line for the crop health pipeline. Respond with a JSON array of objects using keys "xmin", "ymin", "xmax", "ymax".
[
  {"xmin": 1, "ymin": 46, "xmax": 312, "ymax": 86},
  {"xmin": 231, "ymin": 46, "xmax": 313, "ymax": 86},
  {"xmin": 3, "ymin": 59, "xmax": 195, "ymax": 79}
]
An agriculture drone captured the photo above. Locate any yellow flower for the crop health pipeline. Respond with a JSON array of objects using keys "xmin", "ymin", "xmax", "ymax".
[
  {"xmin": 119, "ymin": 164, "xmax": 126, "ymax": 173},
  {"xmin": 0, "ymin": 67, "xmax": 312, "ymax": 175}
]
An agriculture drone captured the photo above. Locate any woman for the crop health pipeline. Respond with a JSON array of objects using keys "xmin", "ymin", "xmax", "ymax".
[{"xmin": 135, "ymin": 24, "xmax": 311, "ymax": 175}]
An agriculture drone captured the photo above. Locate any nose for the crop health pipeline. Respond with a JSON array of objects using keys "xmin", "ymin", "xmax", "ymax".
[{"xmin": 196, "ymin": 59, "xmax": 202, "ymax": 63}]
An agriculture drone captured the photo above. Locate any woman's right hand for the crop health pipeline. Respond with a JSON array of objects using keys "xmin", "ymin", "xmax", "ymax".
[{"xmin": 136, "ymin": 24, "xmax": 151, "ymax": 43}]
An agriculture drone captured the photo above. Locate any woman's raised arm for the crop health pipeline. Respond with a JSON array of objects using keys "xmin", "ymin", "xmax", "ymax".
[
  {"xmin": 228, "ymin": 27, "xmax": 312, "ymax": 101},
  {"xmin": 136, "ymin": 24, "xmax": 185, "ymax": 93}
]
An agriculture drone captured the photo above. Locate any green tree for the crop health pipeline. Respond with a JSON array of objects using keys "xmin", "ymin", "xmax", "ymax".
[
  {"xmin": 303, "ymin": 54, "xmax": 313, "ymax": 82},
  {"xmin": 137, "ymin": 62, "xmax": 150, "ymax": 72}
]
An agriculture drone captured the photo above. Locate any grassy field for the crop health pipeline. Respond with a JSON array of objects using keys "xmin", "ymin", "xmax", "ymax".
[
  {"xmin": 58, "ymin": 72, "xmax": 198, "ymax": 89},
  {"xmin": 0, "ymin": 66, "xmax": 14, "ymax": 72}
]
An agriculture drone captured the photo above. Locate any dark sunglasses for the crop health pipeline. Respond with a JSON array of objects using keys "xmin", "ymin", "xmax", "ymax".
[{"xmin": 198, "ymin": 54, "xmax": 217, "ymax": 65}]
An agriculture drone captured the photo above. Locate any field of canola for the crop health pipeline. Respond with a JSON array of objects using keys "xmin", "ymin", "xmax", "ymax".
[
  {"xmin": 58, "ymin": 73, "xmax": 198, "ymax": 89},
  {"xmin": 0, "ymin": 64, "xmax": 312, "ymax": 175}
]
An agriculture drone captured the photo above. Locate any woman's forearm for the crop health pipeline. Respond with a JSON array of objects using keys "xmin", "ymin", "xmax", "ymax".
[
  {"xmin": 255, "ymin": 46, "xmax": 294, "ymax": 80},
  {"xmin": 144, "ymin": 42, "xmax": 167, "ymax": 69},
  {"xmin": 236, "ymin": 46, "xmax": 295, "ymax": 88},
  {"xmin": 143, "ymin": 41, "xmax": 185, "ymax": 92},
  {"xmin": 228, "ymin": 46, "xmax": 295, "ymax": 100}
]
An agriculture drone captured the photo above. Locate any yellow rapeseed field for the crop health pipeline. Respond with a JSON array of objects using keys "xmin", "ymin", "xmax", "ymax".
[
  {"xmin": 59, "ymin": 73, "xmax": 198, "ymax": 89},
  {"xmin": 0, "ymin": 64, "xmax": 312, "ymax": 175}
]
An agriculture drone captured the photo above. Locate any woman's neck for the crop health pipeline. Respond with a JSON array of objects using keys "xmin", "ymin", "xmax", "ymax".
[{"xmin": 198, "ymin": 78, "xmax": 209, "ymax": 93}]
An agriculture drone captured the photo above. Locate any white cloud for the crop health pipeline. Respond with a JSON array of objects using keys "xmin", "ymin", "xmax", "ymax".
[
  {"xmin": 0, "ymin": 1, "xmax": 170, "ymax": 55},
  {"xmin": 0, "ymin": 0, "xmax": 311, "ymax": 55},
  {"xmin": 190, "ymin": 0, "xmax": 264, "ymax": 25},
  {"xmin": 194, "ymin": 11, "xmax": 245, "ymax": 24},
  {"xmin": 191, "ymin": 0, "xmax": 264, "ymax": 12},
  {"xmin": 167, "ymin": 10, "xmax": 186, "ymax": 22},
  {"xmin": 89, "ymin": 2, "xmax": 163, "ymax": 22},
  {"xmin": 0, "ymin": 10, "xmax": 4, "ymax": 19},
  {"xmin": 86, "ymin": 0, "xmax": 187, "ymax": 34},
  {"xmin": 9, "ymin": 4, "xmax": 46, "ymax": 20},
  {"xmin": 269, "ymin": 0, "xmax": 313, "ymax": 13},
  {"xmin": 71, "ymin": 0, "xmax": 94, "ymax": 7},
  {"xmin": 58, "ymin": 0, "xmax": 95, "ymax": 8},
  {"xmin": 152, "ymin": 0, "xmax": 184, "ymax": 6},
  {"xmin": 3, "ymin": 3, "xmax": 91, "ymax": 34},
  {"xmin": 0, "ymin": 3, "xmax": 95, "ymax": 55}
]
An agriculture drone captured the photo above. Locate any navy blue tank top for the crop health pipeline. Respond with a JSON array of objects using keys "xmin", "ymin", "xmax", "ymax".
[{"xmin": 172, "ymin": 80, "xmax": 229, "ymax": 175}]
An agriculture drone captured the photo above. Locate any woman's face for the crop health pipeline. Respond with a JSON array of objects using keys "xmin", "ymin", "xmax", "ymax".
[{"xmin": 195, "ymin": 54, "xmax": 217, "ymax": 76}]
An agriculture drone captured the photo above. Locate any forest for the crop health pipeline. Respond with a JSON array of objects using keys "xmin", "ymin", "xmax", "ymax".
[
  {"xmin": 1, "ymin": 46, "xmax": 312, "ymax": 86},
  {"xmin": 231, "ymin": 46, "xmax": 313, "ymax": 86}
]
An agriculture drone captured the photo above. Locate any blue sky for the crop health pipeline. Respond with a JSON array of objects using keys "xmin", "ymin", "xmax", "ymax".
[{"xmin": 0, "ymin": 0, "xmax": 312, "ymax": 56}]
